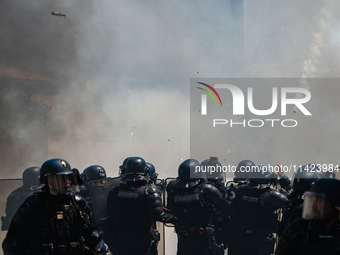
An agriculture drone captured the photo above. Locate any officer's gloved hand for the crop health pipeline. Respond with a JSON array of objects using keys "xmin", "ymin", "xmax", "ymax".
[
  {"xmin": 95, "ymin": 241, "xmax": 111, "ymax": 255},
  {"xmin": 84, "ymin": 226, "xmax": 111, "ymax": 255}
]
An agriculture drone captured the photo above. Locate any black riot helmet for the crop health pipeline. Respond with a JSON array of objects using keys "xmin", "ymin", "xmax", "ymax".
[
  {"xmin": 119, "ymin": 157, "xmax": 133, "ymax": 176},
  {"xmin": 178, "ymin": 159, "xmax": 206, "ymax": 181},
  {"xmin": 146, "ymin": 162, "xmax": 158, "ymax": 182},
  {"xmin": 201, "ymin": 157, "xmax": 224, "ymax": 181},
  {"xmin": 121, "ymin": 157, "xmax": 148, "ymax": 182},
  {"xmin": 297, "ymin": 164, "xmax": 325, "ymax": 177},
  {"xmin": 234, "ymin": 160, "xmax": 255, "ymax": 181},
  {"xmin": 40, "ymin": 158, "xmax": 75, "ymax": 195},
  {"xmin": 22, "ymin": 166, "xmax": 40, "ymax": 187},
  {"xmin": 292, "ymin": 171, "xmax": 321, "ymax": 193},
  {"xmin": 249, "ymin": 165, "xmax": 271, "ymax": 184},
  {"xmin": 303, "ymin": 178, "xmax": 340, "ymax": 222},
  {"xmin": 82, "ymin": 165, "xmax": 107, "ymax": 184}
]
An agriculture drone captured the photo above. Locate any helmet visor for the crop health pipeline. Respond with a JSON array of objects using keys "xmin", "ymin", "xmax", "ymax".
[
  {"xmin": 47, "ymin": 174, "xmax": 73, "ymax": 195},
  {"xmin": 119, "ymin": 165, "xmax": 125, "ymax": 176},
  {"xmin": 302, "ymin": 192, "xmax": 334, "ymax": 221},
  {"xmin": 121, "ymin": 172, "xmax": 147, "ymax": 182}
]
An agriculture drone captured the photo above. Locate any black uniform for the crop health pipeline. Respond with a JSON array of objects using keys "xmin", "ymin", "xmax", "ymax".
[
  {"xmin": 276, "ymin": 178, "xmax": 340, "ymax": 255},
  {"xmin": 106, "ymin": 181, "xmax": 168, "ymax": 255},
  {"xmin": 275, "ymin": 218, "xmax": 340, "ymax": 255},
  {"xmin": 167, "ymin": 179, "xmax": 224, "ymax": 255},
  {"xmin": 277, "ymin": 175, "xmax": 291, "ymax": 191},
  {"xmin": 207, "ymin": 179, "xmax": 227, "ymax": 200},
  {"xmin": 106, "ymin": 156, "xmax": 174, "ymax": 255},
  {"xmin": 277, "ymin": 192, "xmax": 303, "ymax": 237},
  {"xmin": 229, "ymin": 183, "xmax": 287, "ymax": 255},
  {"xmin": 200, "ymin": 157, "xmax": 227, "ymax": 200},
  {"xmin": 277, "ymin": 170, "xmax": 322, "ymax": 237},
  {"xmin": 166, "ymin": 178, "xmax": 178, "ymax": 194},
  {"xmin": 2, "ymin": 158, "xmax": 111, "ymax": 255},
  {"xmin": 2, "ymin": 192, "xmax": 107, "ymax": 255}
]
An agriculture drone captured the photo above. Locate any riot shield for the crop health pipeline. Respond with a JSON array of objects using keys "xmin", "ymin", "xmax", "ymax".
[
  {"xmin": 163, "ymin": 177, "xmax": 177, "ymax": 227},
  {"xmin": 0, "ymin": 179, "xmax": 24, "ymax": 255},
  {"xmin": 88, "ymin": 177, "xmax": 121, "ymax": 225},
  {"xmin": 163, "ymin": 178, "xmax": 181, "ymax": 255},
  {"xmin": 0, "ymin": 179, "xmax": 24, "ymax": 229},
  {"xmin": 154, "ymin": 178, "xmax": 167, "ymax": 255}
]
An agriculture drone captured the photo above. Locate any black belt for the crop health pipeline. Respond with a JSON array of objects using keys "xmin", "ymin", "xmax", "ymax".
[
  {"xmin": 179, "ymin": 226, "xmax": 205, "ymax": 234},
  {"xmin": 114, "ymin": 226, "xmax": 150, "ymax": 234},
  {"xmin": 29, "ymin": 242, "xmax": 88, "ymax": 255}
]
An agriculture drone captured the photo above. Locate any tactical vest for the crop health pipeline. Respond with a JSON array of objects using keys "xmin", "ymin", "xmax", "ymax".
[
  {"xmin": 78, "ymin": 188, "xmax": 93, "ymax": 211},
  {"xmin": 113, "ymin": 183, "xmax": 152, "ymax": 230},
  {"xmin": 208, "ymin": 180, "xmax": 227, "ymax": 199},
  {"xmin": 32, "ymin": 193, "xmax": 88, "ymax": 243},
  {"xmin": 172, "ymin": 184, "xmax": 212, "ymax": 230},
  {"xmin": 15, "ymin": 193, "xmax": 92, "ymax": 255},
  {"xmin": 278, "ymin": 197, "xmax": 303, "ymax": 235},
  {"xmin": 233, "ymin": 185, "xmax": 277, "ymax": 231},
  {"xmin": 300, "ymin": 224, "xmax": 340, "ymax": 255}
]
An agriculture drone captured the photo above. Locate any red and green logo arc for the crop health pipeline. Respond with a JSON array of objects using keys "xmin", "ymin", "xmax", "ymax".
[{"xmin": 196, "ymin": 82, "xmax": 222, "ymax": 106}]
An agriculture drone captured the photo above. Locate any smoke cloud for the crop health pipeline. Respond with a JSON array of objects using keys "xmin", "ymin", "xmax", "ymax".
[{"xmin": 2, "ymin": 0, "xmax": 340, "ymax": 253}]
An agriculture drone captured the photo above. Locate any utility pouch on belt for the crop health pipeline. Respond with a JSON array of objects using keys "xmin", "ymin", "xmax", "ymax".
[
  {"xmin": 149, "ymin": 228, "xmax": 160, "ymax": 242},
  {"xmin": 205, "ymin": 226, "xmax": 215, "ymax": 236}
]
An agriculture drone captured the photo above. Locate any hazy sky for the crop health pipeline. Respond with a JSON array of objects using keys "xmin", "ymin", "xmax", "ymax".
[{"xmin": 1, "ymin": 0, "xmax": 340, "ymax": 178}]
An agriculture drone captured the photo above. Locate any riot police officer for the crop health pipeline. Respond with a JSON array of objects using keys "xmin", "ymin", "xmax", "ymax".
[
  {"xmin": 229, "ymin": 165, "xmax": 287, "ymax": 255},
  {"xmin": 226, "ymin": 160, "xmax": 254, "ymax": 203},
  {"xmin": 201, "ymin": 157, "xmax": 227, "ymax": 199},
  {"xmin": 233, "ymin": 160, "xmax": 254, "ymax": 184},
  {"xmin": 166, "ymin": 159, "xmax": 224, "ymax": 255},
  {"xmin": 275, "ymin": 178, "xmax": 340, "ymax": 255},
  {"xmin": 146, "ymin": 162, "xmax": 158, "ymax": 183},
  {"xmin": 277, "ymin": 169, "xmax": 322, "ymax": 237},
  {"xmin": 2, "ymin": 158, "xmax": 111, "ymax": 255},
  {"xmin": 77, "ymin": 165, "xmax": 107, "ymax": 213},
  {"xmin": 146, "ymin": 162, "xmax": 166, "ymax": 192},
  {"xmin": 106, "ymin": 157, "xmax": 173, "ymax": 255},
  {"xmin": 201, "ymin": 157, "xmax": 229, "ymax": 252},
  {"xmin": 1, "ymin": 166, "xmax": 42, "ymax": 230}
]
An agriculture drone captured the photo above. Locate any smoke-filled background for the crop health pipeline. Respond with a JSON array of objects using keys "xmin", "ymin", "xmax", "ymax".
[
  {"xmin": 2, "ymin": 0, "xmax": 340, "ymax": 176},
  {"xmin": 1, "ymin": 0, "xmax": 340, "ymax": 253}
]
